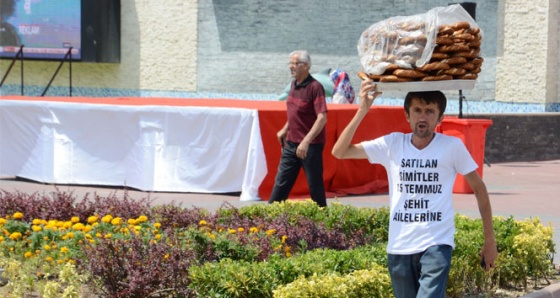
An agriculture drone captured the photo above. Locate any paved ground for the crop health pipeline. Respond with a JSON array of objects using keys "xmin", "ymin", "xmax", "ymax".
[{"xmin": 1, "ymin": 159, "xmax": 559, "ymax": 296}]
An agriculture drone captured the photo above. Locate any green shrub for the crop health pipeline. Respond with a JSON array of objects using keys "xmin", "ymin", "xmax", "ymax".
[
  {"xmin": 188, "ymin": 244, "xmax": 387, "ymax": 297},
  {"xmin": 273, "ymin": 264, "xmax": 393, "ymax": 298}
]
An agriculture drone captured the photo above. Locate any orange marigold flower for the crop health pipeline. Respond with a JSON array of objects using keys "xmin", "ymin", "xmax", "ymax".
[
  {"xmin": 13, "ymin": 212, "xmax": 24, "ymax": 220},
  {"xmin": 71, "ymin": 216, "xmax": 80, "ymax": 223}
]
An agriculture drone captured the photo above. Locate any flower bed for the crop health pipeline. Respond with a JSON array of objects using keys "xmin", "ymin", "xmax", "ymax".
[{"xmin": 0, "ymin": 190, "xmax": 556, "ymax": 297}]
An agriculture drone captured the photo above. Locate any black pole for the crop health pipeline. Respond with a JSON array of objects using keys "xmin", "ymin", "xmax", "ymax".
[
  {"xmin": 0, "ymin": 45, "xmax": 24, "ymax": 89},
  {"xmin": 20, "ymin": 46, "xmax": 24, "ymax": 95},
  {"xmin": 42, "ymin": 47, "xmax": 73, "ymax": 97},
  {"xmin": 69, "ymin": 48, "xmax": 73, "ymax": 97},
  {"xmin": 459, "ymin": 90, "xmax": 463, "ymax": 118}
]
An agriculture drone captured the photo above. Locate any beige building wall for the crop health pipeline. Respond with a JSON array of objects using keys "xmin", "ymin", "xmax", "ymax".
[
  {"xmin": 0, "ymin": 0, "xmax": 198, "ymax": 93},
  {"xmin": 495, "ymin": 0, "xmax": 559, "ymax": 105}
]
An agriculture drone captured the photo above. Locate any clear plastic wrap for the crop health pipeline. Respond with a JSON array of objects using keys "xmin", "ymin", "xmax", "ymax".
[{"xmin": 357, "ymin": 4, "xmax": 481, "ymax": 77}]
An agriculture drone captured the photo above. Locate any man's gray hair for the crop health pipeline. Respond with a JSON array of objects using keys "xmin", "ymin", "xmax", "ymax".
[{"xmin": 290, "ymin": 50, "xmax": 311, "ymax": 66}]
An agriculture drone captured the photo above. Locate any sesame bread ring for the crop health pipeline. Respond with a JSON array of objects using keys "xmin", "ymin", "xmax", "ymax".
[
  {"xmin": 452, "ymin": 33, "xmax": 476, "ymax": 41},
  {"xmin": 357, "ymin": 71, "xmax": 386, "ymax": 81},
  {"xmin": 459, "ymin": 62, "xmax": 475, "ymax": 70},
  {"xmin": 421, "ymin": 75, "xmax": 453, "ymax": 81},
  {"xmin": 379, "ymin": 75, "xmax": 413, "ymax": 82},
  {"xmin": 466, "ymin": 27, "xmax": 480, "ymax": 35},
  {"xmin": 438, "ymin": 26, "xmax": 454, "ymax": 35},
  {"xmin": 385, "ymin": 63, "xmax": 400, "ymax": 72},
  {"xmin": 436, "ymin": 37, "xmax": 454, "ymax": 45},
  {"xmin": 453, "ymin": 48, "xmax": 480, "ymax": 58},
  {"xmin": 393, "ymin": 69, "xmax": 427, "ymax": 78},
  {"xmin": 430, "ymin": 52, "xmax": 450, "ymax": 60},
  {"xmin": 456, "ymin": 73, "xmax": 478, "ymax": 80},
  {"xmin": 357, "ymin": 71, "xmax": 370, "ymax": 80},
  {"xmin": 438, "ymin": 68, "xmax": 467, "ymax": 76},
  {"xmin": 441, "ymin": 56, "xmax": 467, "ymax": 65},
  {"xmin": 468, "ymin": 40, "xmax": 481, "ymax": 47},
  {"xmin": 416, "ymin": 62, "xmax": 450, "ymax": 72},
  {"xmin": 399, "ymin": 36, "xmax": 416, "ymax": 45},
  {"xmin": 437, "ymin": 44, "xmax": 470, "ymax": 52},
  {"xmin": 472, "ymin": 57, "xmax": 484, "ymax": 65},
  {"xmin": 451, "ymin": 21, "xmax": 471, "ymax": 30}
]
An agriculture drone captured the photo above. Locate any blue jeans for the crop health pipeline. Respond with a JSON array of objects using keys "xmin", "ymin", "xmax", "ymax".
[
  {"xmin": 388, "ymin": 244, "xmax": 452, "ymax": 298},
  {"xmin": 268, "ymin": 141, "xmax": 327, "ymax": 207}
]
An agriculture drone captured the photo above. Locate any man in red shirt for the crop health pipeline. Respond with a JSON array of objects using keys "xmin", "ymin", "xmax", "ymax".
[{"xmin": 268, "ymin": 50, "xmax": 328, "ymax": 207}]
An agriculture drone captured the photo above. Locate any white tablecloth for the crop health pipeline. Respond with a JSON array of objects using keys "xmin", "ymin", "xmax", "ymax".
[{"xmin": 0, "ymin": 99, "xmax": 267, "ymax": 201}]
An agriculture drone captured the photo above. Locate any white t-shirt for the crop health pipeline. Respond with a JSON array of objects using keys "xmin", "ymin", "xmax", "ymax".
[{"xmin": 361, "ymin": 132, "xmax": 478, "ymax": 255}]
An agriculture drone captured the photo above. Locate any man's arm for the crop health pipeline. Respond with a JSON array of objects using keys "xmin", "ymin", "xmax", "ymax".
[
  {"xmin": 277, "ymin": 122, "xmax": 288, "ymax": 147},
  {"xmin": 331, "ymin": 78, "xmax": 382, "ymax": 159},
  {"xmin": 464, "ymin": 170, "xmax": 498, "ymax": 271},
  {"xmin": 296, "ymin": 112, "xmax": 326, "ymax": 159}
]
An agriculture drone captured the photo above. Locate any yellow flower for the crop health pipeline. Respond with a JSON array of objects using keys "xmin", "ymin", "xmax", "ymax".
[
  {"xmin": 155, "ymin": 234, "xmax": 162, "ymax": 240},
  {"xmin": 282, "ymin": 235, "xmax": 288, "ymax": 244},
  {"xmin": 32, "ymin": 225, "xmax": 43, "ymax": 232},
  {"xmin": 45, "ymin": 256, "xmax": 53, "ymax": 262},
  {"xmin": 101, "ymin": 215, "xmax": 113, "ymax": 223},
  {"xmin": 228, "ymin": 229, "xmax": 236, "ymax": 234},
  {"xmin": 60, "ymin": 247, "xmax": 69, "ymax": 253},
  {"xmin": 95, "ymin": 233, "xmax": 102, "ymax": 238},
  {"xmin": 83, "ymin": 225, "xmax": 92, "ymax": 233},
  {"xmin": 111, "ymin": 217, "xmax": 123, "ymax": 225},
  {"xmin": 71, "ymin": 216, "xmax": 80, "ymax": 223},
  {"xmin": 9, "ymin": 232, "xmax": 22, "ymax": 240},
  {"xmin": 237, "ymin": 227, "xmax": 245, "ymax": 233},
  {"xmin": 137, "ymin": 215, "xmax": 148, "ymax": 223},
  {"xmin": 128, "ymin": 218, "xmax": 138, "ymax": 225},
  {"xmin": 32, "ymin": 219, "xmax": 42, "ymax": 225},
  {"xmin": 72, "ymin": 223, "xmax": 85, "ymax": 231},
  {"xmin": 87, "ymin": 216, "xmax": 98, "ymax": 224},
  {"xmin": 24, "ymin": 251, "xmax": 33, "ymax": 258},
  {"xmin": 199, "ymin": 220, "xmax": 207, "ymax": 226},
  {"xmin": 164, "ymin": 254, "xmax": 170, "ymax": 259},
  {"xmin": 13, "ymin": 212, "xmax": 24, "ymax": 220},
  {"xmin": 65, "ymin": 232, "xmax": 75, "ymax": 239},
  {"xmin": 266, "ymin": 229, "xmax": 276, "ymax": 236},
  {"xmin": 0, "ymin": 218, "xmax": 6, "ymax": 225},
  {"xmin": 249, "ymin": 227, "xmax": 259, "ymax": 233},
  {"xmin": 154, "ymin": 222, "xmax": 162, "ymax": 229},
  {"xmin": 104, "ymin": 233, "xmax": 112, "ymax": 239},
  {"xmin": 44, "ymin": 244, "xmax": 51, "ymax": 250}
]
